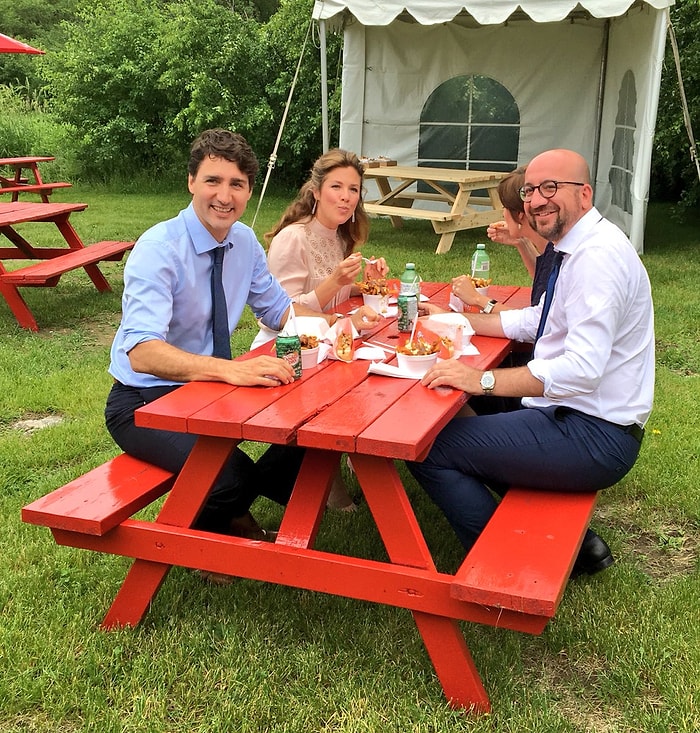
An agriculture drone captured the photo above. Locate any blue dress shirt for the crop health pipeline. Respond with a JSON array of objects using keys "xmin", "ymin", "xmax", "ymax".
[{"xmin": 109, "ymin": 202, "xmax": 291, "ymax": 388}]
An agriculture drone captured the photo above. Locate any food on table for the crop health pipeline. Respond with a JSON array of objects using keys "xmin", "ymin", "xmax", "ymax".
[
  {"xmin": 358, "ymin": 278, "xmax": 390, "ymax": 296},
  {"xmin": 396, "ymin": 335, "xmax": 441, "ymax": 356},
  {"xmin": 334, "ymin": 331, "xmax": 354, "ymax": 362},
  {"xmin": 438, "ymin": 336, "xmax": 454, "ymax": 359},
  {"xmin": 300, "ymin": 334, "xmax": 320, "ymax": 350},
  {"xmin": 469, "ymin": 275, "xmax": 492, "ymax": 289}
]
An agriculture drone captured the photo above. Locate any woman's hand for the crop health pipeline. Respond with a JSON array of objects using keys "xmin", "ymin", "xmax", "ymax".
[
  {"xmin": 487, "ymin": 221, "xmax": 520, "ymax": 247},
  {"xmin": 331, "ymin": 253, "xmax": 364, "ymax": 288},
  {"xmin": 361, "ymin": 255, "xmax": 389, "ymax": 280}
]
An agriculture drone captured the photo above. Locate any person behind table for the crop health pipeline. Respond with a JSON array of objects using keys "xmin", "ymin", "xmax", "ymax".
[
  {"xmin": 105, "ymin": 128, "xmax": 306, "ymax": 573},
  {"xmin": 255, "ymin": 148, "xmax": 388, "ymax": 338},
  {"xmin": 450, "ymin": 166, "xmax": 554, "ymax": 314},
  {"xmin": 255, "ymin": 148, "xmax": 389, "ymax": 511},
  {"xmin": 407, "ymin": 148, "xmax": 654, "ymax": 577}
]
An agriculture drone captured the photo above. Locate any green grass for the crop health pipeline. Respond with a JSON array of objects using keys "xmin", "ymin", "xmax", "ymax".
[{"xmin": 1, "ymin": 185, "xmax": 699, "ymax": 732}]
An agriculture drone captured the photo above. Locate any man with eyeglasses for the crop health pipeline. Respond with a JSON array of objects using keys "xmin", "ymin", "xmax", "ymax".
[{"xmin": 407, "ymin": 148, "xmax": 654, "ymax": 577}]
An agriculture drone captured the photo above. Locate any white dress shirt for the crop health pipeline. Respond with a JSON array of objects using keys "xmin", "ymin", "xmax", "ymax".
[{"xmin": 499, "ymin": 207, "xmax": 655, "ymax": 427}]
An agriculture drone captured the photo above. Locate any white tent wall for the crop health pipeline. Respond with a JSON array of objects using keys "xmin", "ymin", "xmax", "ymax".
[
  {"xmin": 313, "ymin": 1, "xmax": 673, "ymax": 253},
  {"xmin": 595, "ymin": 8, "xmax": 668, "ymax": 250}
]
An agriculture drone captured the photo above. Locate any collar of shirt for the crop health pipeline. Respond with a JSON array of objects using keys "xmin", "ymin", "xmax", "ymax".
[{"xmin": 182, "ymin": 202, "xmax": 234, "ymax": 255}]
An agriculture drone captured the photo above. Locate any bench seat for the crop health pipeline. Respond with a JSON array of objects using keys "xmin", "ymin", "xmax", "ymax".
[
  {"xmin": 451, "ymin": 488, "xmax": 599, "ymax": 619},
  {"xmin": 1, "ymin": 240, "xmax": 134, "ymax": 285},
  {"xmin": 0, "ymin": 182, "xmax": 72, "ymax": 197},
  {"xmin": 21, "ymin": 454, "xmax": 175, "ymax": 536},
  {"xmin": 363, "ymin": 203, "xmax": 455, "ymax": 222}
]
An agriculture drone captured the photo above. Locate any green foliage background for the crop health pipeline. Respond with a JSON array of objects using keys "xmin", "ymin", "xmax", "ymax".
[{"xmin": 0, "ymin": 0, "xmax": 698, "ymax": 201}]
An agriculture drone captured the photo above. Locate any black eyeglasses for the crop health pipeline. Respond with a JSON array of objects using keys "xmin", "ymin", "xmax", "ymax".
[{"xmin": 519, "ymin": 180, "xmax": 585, "ymax": 202}]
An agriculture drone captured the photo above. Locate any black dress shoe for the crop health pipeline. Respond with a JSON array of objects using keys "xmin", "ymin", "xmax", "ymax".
[{"xmin": 571, "ymin": 529, "xmax": 615, "ymax": 578}]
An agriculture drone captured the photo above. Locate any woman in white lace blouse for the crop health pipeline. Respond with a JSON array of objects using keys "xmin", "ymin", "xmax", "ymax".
[{"xmin": 262, "ymin": 149, "xmax": 389, "ymax": 511}]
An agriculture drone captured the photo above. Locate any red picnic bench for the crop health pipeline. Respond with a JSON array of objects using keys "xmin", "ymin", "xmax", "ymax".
[
  {"xmin": 0, "ymin": 201, "xmax": 133, "ymax": 330},
  {"xmin": 20, "ymin": 283, "xmax": 602, "ymax": 713}
]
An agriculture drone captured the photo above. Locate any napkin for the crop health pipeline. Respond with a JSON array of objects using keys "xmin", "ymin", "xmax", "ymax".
[{"xmin": 367, "ymin": 362, "xmax": 426, "ymax": 379}]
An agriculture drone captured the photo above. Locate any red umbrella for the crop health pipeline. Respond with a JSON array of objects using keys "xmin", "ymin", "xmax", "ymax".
[{"xmin": 0, "ymin": 33, "xmax": 44, "ymax": 55}]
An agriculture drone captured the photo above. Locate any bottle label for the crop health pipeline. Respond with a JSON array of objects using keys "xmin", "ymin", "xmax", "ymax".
[{"xmin": 397, "ymin": 295, "xmax": 418, "ymax": 332}]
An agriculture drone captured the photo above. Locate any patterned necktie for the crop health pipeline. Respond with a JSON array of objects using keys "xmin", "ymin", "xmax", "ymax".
[
  {"xmin": 534, "ymin": 249, "xmax": 564, "ymax": 343},
  {"xmin": 210, "ymin": 247, "xmax": 231, "ymax": 359}
]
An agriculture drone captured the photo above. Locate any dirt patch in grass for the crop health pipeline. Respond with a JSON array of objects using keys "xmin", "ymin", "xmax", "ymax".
[
  {"xmin": 596, "ymin": 503, "xmax": 699, "ymax": 584},
  {"xmin": 10, "ymin": 414, "xmax": 65, "ymax": 434}
]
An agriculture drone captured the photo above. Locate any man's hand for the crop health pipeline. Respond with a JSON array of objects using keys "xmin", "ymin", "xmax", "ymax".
[
  {"xmin": 225, "ymin": 355, "xmax": 296, "ymax": 386},
  {"xmin": 421, "ymin": 359, "xmax": 481, "ymax": 393},
  {"xmin": 129, "ymin": 340, "xmax": 296, "ymax": 386},
  {"xmin": 350, "ymin": 304, "xmax": 382, "ymax": 332}
]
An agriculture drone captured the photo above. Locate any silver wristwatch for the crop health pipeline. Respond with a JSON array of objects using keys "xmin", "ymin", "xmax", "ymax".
[
  {"xmin": 480, "ymin": 370, "xmax": 495, "ymax": 394},
  {"xmin": 482, "ymin": 299, "xmax": 498, "ymax": 314}
]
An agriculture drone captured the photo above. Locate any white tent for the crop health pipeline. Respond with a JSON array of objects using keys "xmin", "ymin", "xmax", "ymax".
[{"xmin": 311, "ymin": 1, "xmax": 674, "ymax": 253}]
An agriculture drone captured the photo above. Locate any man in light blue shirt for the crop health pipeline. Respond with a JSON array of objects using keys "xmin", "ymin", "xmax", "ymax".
[{"xmin": 105, "ymin": 129, "xmax": 304, "ymax": 568}]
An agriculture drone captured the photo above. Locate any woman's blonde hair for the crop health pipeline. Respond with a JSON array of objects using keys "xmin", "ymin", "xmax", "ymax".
[{"xmin": 265, "ymin": 149, "xmax": 369, "ymax": 256}]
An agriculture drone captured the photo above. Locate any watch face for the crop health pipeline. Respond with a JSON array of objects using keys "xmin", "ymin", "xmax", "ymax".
[{"xmin": 481, "ymin": 371, "xmax": 495, "ymax": 390}]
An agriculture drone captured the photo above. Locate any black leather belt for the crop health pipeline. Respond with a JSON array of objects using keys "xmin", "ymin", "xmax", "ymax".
[
  {"xmin": 554, "ymin": 406, "xmax": 644, "ymax": 443},
  {"xmin": 621, "ymin": 422, "xmax": 645, "ymax": 443}
]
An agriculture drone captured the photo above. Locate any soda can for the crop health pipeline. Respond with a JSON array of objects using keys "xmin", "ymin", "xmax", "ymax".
[
  {"xmin": 397, "ymin": 294, "xmax": 418, "ymax": 332},
  {"xmin": 275, "ymin": 334, "xmax": 302, "ymax": 380}
]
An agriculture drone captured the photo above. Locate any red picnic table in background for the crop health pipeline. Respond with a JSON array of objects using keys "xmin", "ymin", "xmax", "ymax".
[
  {"xmin": 0, "ymin": 156, "xmax": 73, "ymax": 202},
  {"xmin": 0, "ymin": 200, "xmax": 133, "ymax": 330}
]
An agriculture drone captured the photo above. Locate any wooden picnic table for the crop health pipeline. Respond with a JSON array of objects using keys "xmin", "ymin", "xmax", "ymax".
[
  {"xmin": 22, "ymin": 282, "xmax": 601, "ymax": 713},
  {"xmin": 0, "ymin": 155, "xmax": 72, "ymax": 202},
  {"xmin": 0, "ymin": 201, "xmax": 133, "ymax": 330},
  {"xmin": 363, "ymin": 166, "xmax": 507, "ymax": 254}
]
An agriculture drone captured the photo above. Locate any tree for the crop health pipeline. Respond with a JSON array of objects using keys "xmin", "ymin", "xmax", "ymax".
[{"xmin": 651, "ymin": 0, "xmax": 700, "ymax": 216}]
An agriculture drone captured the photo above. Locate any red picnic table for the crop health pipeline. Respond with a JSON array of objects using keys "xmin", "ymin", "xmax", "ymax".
[
  {"xmin": 0, "ymin": 200, "xmax": 133, "ymax": 330},
  {"xmin": 22, "ymin": 282, "xmax": 601, "ymax": 713},
  {"xmin": 0, "ymin": 156, "xmax": 72, "ymax": 202}
]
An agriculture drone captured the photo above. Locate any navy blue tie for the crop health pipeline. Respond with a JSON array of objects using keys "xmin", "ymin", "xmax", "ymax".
[
  {"xmin": 534, "ymin": 249, "xmax": 564, "ymax": 343},
  {"xmin": 210, "ymin": 247, "xmax": 231, "ymax": 359}
]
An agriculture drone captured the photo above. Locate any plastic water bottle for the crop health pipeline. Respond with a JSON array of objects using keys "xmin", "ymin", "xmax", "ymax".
[
  {"xmin": 398, "ymin": 263, "xmax": 420, "ymax": 332},
  {"xmin": 470, "ymin": 243, "xmax": 490, "ymax": 281},
  {"xmin": 399, "ymin": 262, "xmax": 420, "ymax": 297}
]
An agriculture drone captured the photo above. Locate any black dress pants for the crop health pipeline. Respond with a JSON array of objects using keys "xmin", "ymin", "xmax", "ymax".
[{"xmin": 105, "ymin": 382, "xmax": 305, "ymax": 533}]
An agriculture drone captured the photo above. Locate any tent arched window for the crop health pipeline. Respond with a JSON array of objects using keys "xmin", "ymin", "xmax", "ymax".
[
  {"xmin": 609, "ymin": 69, "xmax": 637, "ymax": 214},
  {"xmin": 418, "ymin": 74, "xmax": 520, "ymax": 178}
]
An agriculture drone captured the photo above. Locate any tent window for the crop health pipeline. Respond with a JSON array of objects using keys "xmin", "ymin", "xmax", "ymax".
[
  {"xmin": 418, "ymin": 74, "xmax": 519, "ymax": 174},
  {"xmin": 609, "ymin": 70, "xmax": 636, "ymax": 214}
]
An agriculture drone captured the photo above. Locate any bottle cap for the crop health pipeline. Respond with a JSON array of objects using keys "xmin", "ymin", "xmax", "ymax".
[
  {"xmin": 405, "ymin": 262, "xmax": 415, "ymax": 268},
  {"xmin": 476, "ymin": 244, "xmax": 486, "ymax": 250}
]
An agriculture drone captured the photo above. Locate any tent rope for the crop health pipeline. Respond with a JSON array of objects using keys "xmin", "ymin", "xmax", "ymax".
[
  {"xmin": 667, "ymin": 19, "xmax": 700, "ymax": 184},
  {"xmin": 252, "ymin": 20, "xmax": 313, "ymax": 229}
]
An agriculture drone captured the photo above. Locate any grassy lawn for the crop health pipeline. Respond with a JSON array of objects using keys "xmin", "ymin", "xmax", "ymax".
[{"xmin": 1, "ymin": 184, "xmax": 698, "ymax": 732}]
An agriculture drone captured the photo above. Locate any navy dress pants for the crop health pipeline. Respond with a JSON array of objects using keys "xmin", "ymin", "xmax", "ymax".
[
  {"xmin": 406, "ymin": 405, "xmax": 642, "ymax": 551},
  {"xmin": 105, "ymin": 382, "xmax": 305, "ymax": 533}
]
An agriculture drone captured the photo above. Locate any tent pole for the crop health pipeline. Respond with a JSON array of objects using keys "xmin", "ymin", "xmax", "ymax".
[
  {"xmin": 592, "ymin": 19, "xmax": 610, "ymax": 185},
  {"xmin": 591, "ymin": 19, "xmax": 610, "ymax": 185},
  {"xmin": 320, "ymin": 19, "xmax": 329, "ymax": 153}
]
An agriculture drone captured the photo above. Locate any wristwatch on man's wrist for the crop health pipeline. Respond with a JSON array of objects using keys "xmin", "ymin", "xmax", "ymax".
[
  {"xmin": 482, "ymin": 298, "xmax": 498, "ymax": 314},
  {"xmin": 480, "ymin": 370, "xmax": 496, "ymax": 394}
]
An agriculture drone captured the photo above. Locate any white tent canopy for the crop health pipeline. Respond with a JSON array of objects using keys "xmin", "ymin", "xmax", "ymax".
[{"xmin": 312, "ymin": 0, "xmax": 673, "ymax": 252}]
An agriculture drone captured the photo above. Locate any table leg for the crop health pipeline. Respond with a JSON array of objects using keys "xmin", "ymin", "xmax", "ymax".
[
  {"xmin": 276, "ymin": 448, "xmax": 338, "ymax": 549},
  {"xmin": 350, "ymin": 454, "xmax": 491, "ymax": 712},
  {"xmin": 54, "ymin": 218, "xmax": 113, "ymax": 292},
  {"xmin": 101, "ymin": 436, "xmax": 237, "ymax": 629},
  {"xmin": 0, "ymin": 266, "xmax": 39, "ymax": 330}
]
